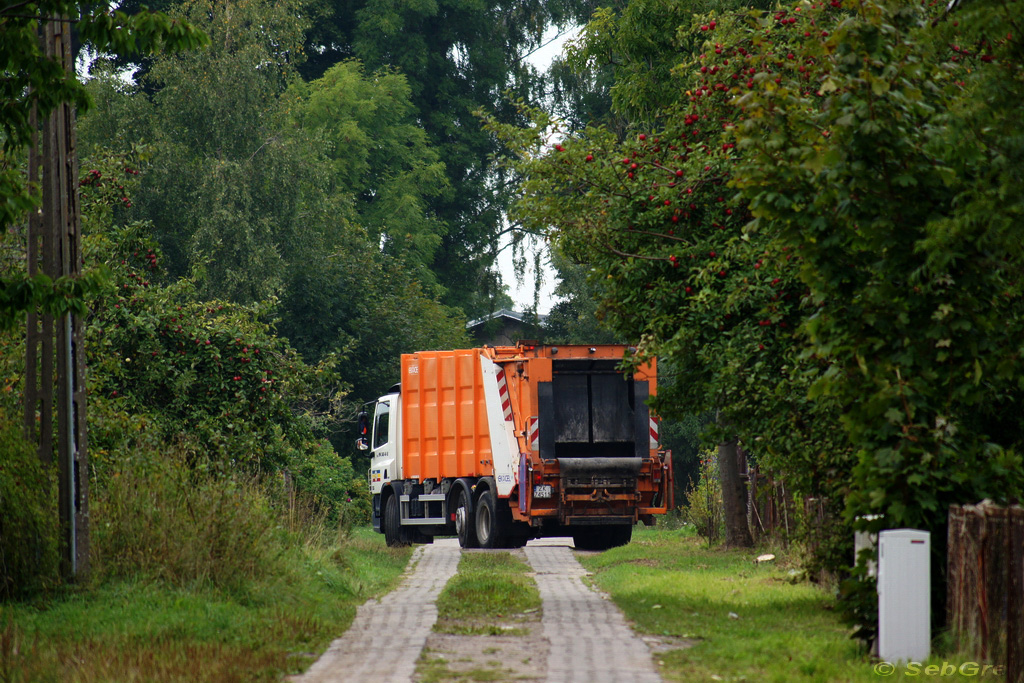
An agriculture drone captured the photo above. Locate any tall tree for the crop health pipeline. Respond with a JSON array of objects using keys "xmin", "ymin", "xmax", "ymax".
[
  {"xmin": 78, "ymin": 0, "xmax": 471, "ymax": 407},
  {"xmin": 298, "ymin": 0, "xmax": 605, "ymax": 317},
  {"xmin": 283, "ymin": 61, "xmax": 449, "ymax": 292}
]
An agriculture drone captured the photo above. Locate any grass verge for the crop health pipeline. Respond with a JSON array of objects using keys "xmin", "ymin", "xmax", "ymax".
[
  {"xmin": 0, "ymin": 526, "xmax": 411, "ymax": 683},
  {"xmin": 418, "ymin": 550, "xmax": 543, "ymax": 683},
  {"xmin": 578, "ymin": 527, "xmax": 1002, "ymax": 683},
  {"xmin": 433, "ymin": 551, "xmax": 541, "ymax": 636}
]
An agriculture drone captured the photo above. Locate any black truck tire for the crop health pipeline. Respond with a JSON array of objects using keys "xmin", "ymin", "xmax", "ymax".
[
  {"xmin": 474, "ymin": 488, "xmax": 510, "ymax": 549},
  {"xmin": 455, "ymin": 487, "xmax": 479, "ymax": 549},
  {"xmin": 383, "ymin": 494, "xmax": 410, "ymax": 548},
  {"xmin": 572, "ymin": 524, "xmax": 633, "ymax": 551}
]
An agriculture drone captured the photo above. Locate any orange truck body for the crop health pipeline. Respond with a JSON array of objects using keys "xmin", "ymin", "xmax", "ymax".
[{"xmin": 368, "ymin": 343, "xmax": 673, "ymax": 548}]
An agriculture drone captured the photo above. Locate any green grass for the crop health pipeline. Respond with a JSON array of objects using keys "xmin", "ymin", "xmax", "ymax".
[
  {"xmin": 434, "ymin": 551, "xmax": 541, "ymax": 636},
  {"xmin": 578, "ymin": 527, "xmax": 1002, "ymax": 683},
  {"xmin": 417, "ymin": 651, "xmax": 510, "ymax": 683},
  {"xmin": 0, "ymin": 526, "xmax": 411, "ymax": 682}
]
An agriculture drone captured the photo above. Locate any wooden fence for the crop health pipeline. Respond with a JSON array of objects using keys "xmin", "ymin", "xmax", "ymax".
[
  {"xmin": 743, "ymin": 464, "xmax": 799, "ymax": 542},
  {"xmin": 947, "ymin": 502, "xmax": 1024, "ymax": 683}
]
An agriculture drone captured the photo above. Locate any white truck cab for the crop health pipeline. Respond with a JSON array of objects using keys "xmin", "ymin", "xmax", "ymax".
[{"xmin": 367, "ymin": 392, "xmax": 400, "ymax": 497}]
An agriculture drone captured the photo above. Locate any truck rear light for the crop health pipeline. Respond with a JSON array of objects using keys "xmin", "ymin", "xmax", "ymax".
[{"xmin": 533, "ymin": 471, "xmax": 542, "ymax": 485}]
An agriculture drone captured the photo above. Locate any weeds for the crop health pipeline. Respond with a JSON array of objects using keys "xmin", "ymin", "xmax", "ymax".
[
  {"xmin": 0, "ymin": 419, "xmax": 59, "ymax": 600},
  {"xmin": 92, "ymin": 451, "xmax": 282, "ymax": 590},
  {"xmin": 1, "ymin": 434, "xmax": 411, "ymax": 682},
  {"xmin": 0, "ymin": 527, "xmax": 411, "ymax": 682}
]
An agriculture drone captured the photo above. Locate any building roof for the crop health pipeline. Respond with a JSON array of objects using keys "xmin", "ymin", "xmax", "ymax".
[{"xmin": 466, "ymin": 308, "xmax": 548, "ymax": 329}]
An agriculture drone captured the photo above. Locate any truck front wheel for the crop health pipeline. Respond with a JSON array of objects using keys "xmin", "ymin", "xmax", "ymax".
[
  {"xmin": 474, "ymin": 488, "xmax": 510, "ymax": 549},
  {"xmin": 383, "ymin": 494, "xmax": 410, "ymax": 548}
]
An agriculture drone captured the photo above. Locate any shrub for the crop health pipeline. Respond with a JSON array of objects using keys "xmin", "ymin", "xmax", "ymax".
[
  {"xmin": 0, "ymin": 416, "xmax": 59, "ymax": 599},
  {"xmin": 289, "ymin": 440, "xmax": 370, "ymax": 527},
  {"xmin": 83, "ymin": 212, "xmax": 344, "ymax": 475},
  {"xmin": 683, "ymin": 450, "xmax": 723, "ymax": 545}
]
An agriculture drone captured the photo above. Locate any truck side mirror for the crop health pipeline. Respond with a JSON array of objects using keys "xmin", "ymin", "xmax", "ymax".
[{"xmin": 356, "ymin": 411, "xmax": 370, "ymax": 451}]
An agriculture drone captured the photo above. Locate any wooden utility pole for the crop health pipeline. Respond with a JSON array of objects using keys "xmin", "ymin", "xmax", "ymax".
[{"xmin": 24, "ymin": 17, "xmax": 90, "ymax": 580}]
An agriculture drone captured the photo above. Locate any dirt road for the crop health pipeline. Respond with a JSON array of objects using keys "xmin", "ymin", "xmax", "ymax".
[{"xmin": 291, "ymin": 537, "xmax": 664, "ymax": 683}]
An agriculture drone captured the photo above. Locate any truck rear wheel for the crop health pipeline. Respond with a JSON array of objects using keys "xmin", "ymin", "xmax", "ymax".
[
  {"xmin": 383, "ymin": 494, "xmax": 410, "ymax": 548},
  {"xmin": 474, "ymin": 488, "xmax": 509, "ymax": 549},
  {"xmin": 572, "ymin": 525, "xmax": 632, "ymax": 551},
  {"xmin": 455, "ymin": 488, "xmax": 478, "ymax": 549}
]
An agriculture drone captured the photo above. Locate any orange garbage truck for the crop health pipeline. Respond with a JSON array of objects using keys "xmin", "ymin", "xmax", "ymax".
[{"xmin": 358, "ymin": 342, "xmax": 673, "ymax": 549}]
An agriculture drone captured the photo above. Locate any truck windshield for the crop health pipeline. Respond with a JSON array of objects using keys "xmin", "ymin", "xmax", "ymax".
[{"xmin": 373, "ymin": 401, "xmax": 390, "ymax": 449}]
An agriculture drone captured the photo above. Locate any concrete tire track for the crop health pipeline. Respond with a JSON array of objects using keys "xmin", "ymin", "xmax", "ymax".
[
  {"xmin": 293, "ymin": 537, "xmax": 662, "ymax": 683},
  {"xmin": 525, "ymin": 543, "xmax": 662, "ymax": 683},
  {"xmin": 290, "ymin": 541, "xmax": 460, "ymax": 683}
]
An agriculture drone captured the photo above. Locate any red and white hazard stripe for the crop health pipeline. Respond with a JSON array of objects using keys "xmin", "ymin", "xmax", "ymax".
[
  {"xmin": 528, "ymin": 416, "xmax": 539, "ymax": 451},
  {"xmin": 649, "ymin": 417, "xmax": 660, "ymax": 450},
  {"xmin": 495, "ymin": 367, "xmax": 513, "ymax": 422}
]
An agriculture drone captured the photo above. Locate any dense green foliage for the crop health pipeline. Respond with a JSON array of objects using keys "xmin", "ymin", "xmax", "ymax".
[
  {"xmin": 727, "ymin": 0, "xmax": 1024, "ymax": 531},
  {"xmin": 77, "ymin": 151, "xmax": 345, "ymax": 479},
  {"xmin": 93, "ymin": 450, "xmax": 281, "ymax": 590},
  {"xmin": 489, "ymin": 0, "xmax": 1024, "ymax": 622}
]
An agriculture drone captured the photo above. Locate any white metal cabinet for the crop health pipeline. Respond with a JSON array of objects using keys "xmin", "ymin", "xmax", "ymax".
[{"xmin": 877, "ymin": 529, "xmax": 931, "ymax": 663}]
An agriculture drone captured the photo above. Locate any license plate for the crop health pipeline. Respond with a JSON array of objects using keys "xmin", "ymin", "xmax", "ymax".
[{"xmin": 533, "ymin": 484, "xmax": 553, "ymax": 499}]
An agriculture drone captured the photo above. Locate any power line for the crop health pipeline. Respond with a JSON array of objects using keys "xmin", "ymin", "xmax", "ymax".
[{"xmin": 516, "ymin": 25, "xmax": 581, "ymax": 64}]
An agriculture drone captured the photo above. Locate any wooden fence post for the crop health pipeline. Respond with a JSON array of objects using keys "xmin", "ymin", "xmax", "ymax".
[{"xmin": 947, "ymin": 503, "xmax": 1023, "ymax": 683}]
